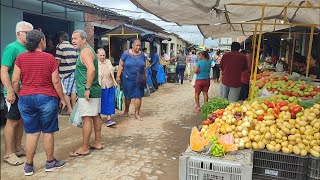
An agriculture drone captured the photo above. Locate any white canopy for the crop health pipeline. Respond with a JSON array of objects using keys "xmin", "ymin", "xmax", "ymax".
[{"xmin": 130, "ymin": 0, "xmax": 320, "ymax": 38}]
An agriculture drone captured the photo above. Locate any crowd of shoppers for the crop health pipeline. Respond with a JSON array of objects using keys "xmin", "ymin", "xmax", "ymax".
[
  {"xmin": 1, "ymin": 21, "xmax": 275, "ymax": 177},
  {"xmin": 0, "ymin": 21, "xmax": 152, "ymax": 176}
]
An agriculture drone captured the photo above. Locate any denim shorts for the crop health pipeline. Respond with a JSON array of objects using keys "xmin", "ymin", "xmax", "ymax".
[{"xmin": 18, "ymin": 94, "xmax": 59, "ymax": 133}]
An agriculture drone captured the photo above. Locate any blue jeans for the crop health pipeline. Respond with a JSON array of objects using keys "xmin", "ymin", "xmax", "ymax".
[
  {"xmin": 18, "ymin": 94, "xmax": 59, "ymax": 133},
  {"xmin": 221, "ymin": 83, "xmax": 241, "ymax": 102},
  {"xmin": 175, "ymin": 64, "xmax": 186, "ymax": 84}
]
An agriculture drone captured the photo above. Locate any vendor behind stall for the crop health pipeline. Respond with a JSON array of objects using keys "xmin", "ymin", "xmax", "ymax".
[
  {"xmin": 309, "ymin": 55, "xmax": 320, "ymax": 79},
  {"xmin": 292, "ymin": 53, "xmax": 306, "ymax": 75}
]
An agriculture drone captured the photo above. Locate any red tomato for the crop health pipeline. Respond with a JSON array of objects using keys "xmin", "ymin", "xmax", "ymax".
[
  {"xmin": 273, "ymin": 107, "xmax": 280, "ymax": 114},
  {"xmin": 311, "ymin": 91, "xmax": 318, "ymax": 96},
  {"xmin": 257, "ymin": 115, "xmax": 264, "ymax": 121},
  {"xmin": 291, "ymin": 92, "xmax": 299, "ymax": 97},
  {"xmin": 290, "ymin": 105, "xmax": 298, "ymax": 112},
  {"xmin": 267, "ymin": 103, "xmax": 274, "ymax": 108},
  {"xmin": 292, "ymin": 106, "xmax": 302, "ymax": 114},
  {"xmin": 202, "ymin": 120, "xmax": 211, "ymax": 125},
  {"xmin": 280, "ymin": 101, "xmax": 288, "ymax": 107}
]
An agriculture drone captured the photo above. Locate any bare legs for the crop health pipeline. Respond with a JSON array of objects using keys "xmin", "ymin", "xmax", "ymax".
[
  {"xmin": 134, "ymin": 98, "xmax": 142, "ymax": 120},
  {"xmin": 124, "ymin": 99, "xmax": 131, "ymax": 116},
  {"xmin": 64, "ymin": 95, "xmax": 72, "ymax": 113},
  {"xmin": 43, "ymin": 133, "xmax": 54, "ymax": 161},
  {"xmin": 25, "ymin": 133, "xmax": 55, "ymax": 164},
  {"xmin": 70, "ymin": 93, "xmax": 77, "ymax": 108},
  {"xmin": 92, "ymin": 115, "xmax": 102, "ymax": 148},
  {"xmin": 203, "ymin": 92, "xmax": 209, "ymax": 103},
  {"xmin": 195, "ymin": 92, "xmax": 208, "ymax": 112},
  {"xmin": 123, "ymin": 98, "xmax": 142, "ymax": 120},
  {"xmin": 195, "ymin": 93, "xmax": 201, "ymax": 112},
  {"xmin": 25, "ymin": 133, "xmax": 40, "ymax": 164},
  {"xmin": 4, "ymin": 119, "xmax": 23, "ymax": 156},
  {"xmin": 64, "ymin": 93, "xmax": 77, "ymax": 113},
  {"xmin": 72, "ymin": 115, "xmax": 102, "ymax": 154}
]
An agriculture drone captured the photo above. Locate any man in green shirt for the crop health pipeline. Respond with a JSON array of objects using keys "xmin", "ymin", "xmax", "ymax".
[
  {"xmin": 1, "ymin": 21, "xmax": 33, "ymax": 165},
  {"xmin": 69, "ymin": 30, "xmax": 102, "ymax": 157}
]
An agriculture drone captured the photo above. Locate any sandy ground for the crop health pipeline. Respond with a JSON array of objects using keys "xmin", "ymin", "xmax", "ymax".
[{"xmin": 1, "ymin": 81, "xmax": 220, "ymax": 180}]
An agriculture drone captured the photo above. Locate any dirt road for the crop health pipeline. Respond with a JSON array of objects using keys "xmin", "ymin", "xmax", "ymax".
[{"xmin": 1, "ymin": 81, "xmax": 219, "ymax": 180}]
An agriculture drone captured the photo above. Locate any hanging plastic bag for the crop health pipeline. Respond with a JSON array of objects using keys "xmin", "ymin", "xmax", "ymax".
[
  {"xmin": 69, "ymin": 102, "xmax": 82, "ymax": 128},
  {"xmin": 114, "ymin": 85, "xmax": 124, "ymax": 111},
  {"xmin": 191, "ymin": 74, "xmax": 197, "ymax": 87},
  {"xmin": 275, "ymin": 61, "xmax": 284, "ymax": 72},
  {"xmin": 144, "ymin": 85, "xmax": 151, "ymax": 97},
  {"xmin": 258, "ymin": 88, "xmax": 272, "ymax": 98}
]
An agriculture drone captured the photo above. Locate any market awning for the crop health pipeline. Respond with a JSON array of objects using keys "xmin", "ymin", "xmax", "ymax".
[
  {"xmin": 99, "ymin": 24, "xmax": 170, "ymax": 44},
  {"xmin": 130, "ymin": 0, "xmax": 320, "ymax": 38}
]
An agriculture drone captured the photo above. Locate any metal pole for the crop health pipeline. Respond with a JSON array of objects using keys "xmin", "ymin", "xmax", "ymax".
[
  {"xmin": 289, "ymin": 34, "xmax": 296, "ymax": 74},
  {"xmin": 306, "ymin": 26, "xmax": 314, "ymax": 77},
  {"xmin": 108, "ymin": 34, "xmax": 111, "ymax": 60},
  {"xmin": 250, "ymin": 6, "xmax": 265, "ymax": 100},
  {"xmin": 250, "ymin": 24, "xmax": 257, "ymax": 80}
]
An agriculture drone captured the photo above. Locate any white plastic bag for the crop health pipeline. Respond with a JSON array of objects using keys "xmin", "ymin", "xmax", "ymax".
[
  {"xmin": 191, "ymin": 74, "xmax": 197, "ymax": 87},
  {"xmin": 258, "ymin": 88, "xmax": 272, "ymax": 98},
  {"xmin": 275, "ymin": 61, "xmax": 284, "ymax": 72},
  {"xmin": 69, "ymin": 102, "xmax": 82, "ymax": 128}
]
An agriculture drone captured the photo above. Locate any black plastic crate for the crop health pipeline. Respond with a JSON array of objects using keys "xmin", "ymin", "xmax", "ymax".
[
  {"xmin": 253, "ymin": 150, "xmax": 309, "ymax": 180},
  {"xmin": 308, "ymin": 155, "xmax": 320, "ymax": 180}
]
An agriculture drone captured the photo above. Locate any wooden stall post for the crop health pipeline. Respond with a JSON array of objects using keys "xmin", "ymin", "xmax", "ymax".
[
  {"xmin": 306, "ymin": 26, "xmax": 314, "ymax": 77},
  {"xmin": 249, "ymin": 6, "xmax": 265, "ymax": 100}
]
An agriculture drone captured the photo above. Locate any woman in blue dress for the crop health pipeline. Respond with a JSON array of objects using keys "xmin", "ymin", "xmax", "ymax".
[{"xmin": 116, "ymin": 39, "xmax": 146, "ymax": 120}]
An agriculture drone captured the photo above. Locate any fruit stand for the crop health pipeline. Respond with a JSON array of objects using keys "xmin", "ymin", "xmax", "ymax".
[{"xmin": 184, "ymin": 95, "xmax": 320, "ymax": 180}]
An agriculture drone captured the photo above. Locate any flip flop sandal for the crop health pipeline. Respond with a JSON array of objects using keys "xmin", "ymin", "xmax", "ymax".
[
  {"xmin": 3, "ymin": 153, "xmax": 24, "ymax": 166},
  {"xmin": 88, "ymin": 145, "xmax": 104, "ymax": 150},
  {"xmin": 69, "ymin": 151, "xmax": 90, "ymax": 157},
  {"xmin": 15, "ymin": 148, "xmax": 26, "ymax": 157}
]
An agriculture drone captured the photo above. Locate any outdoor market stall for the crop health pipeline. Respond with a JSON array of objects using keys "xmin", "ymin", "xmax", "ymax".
[{"xmin": 130, "ymin": 1, "xmax": 320, "ymax": 179}]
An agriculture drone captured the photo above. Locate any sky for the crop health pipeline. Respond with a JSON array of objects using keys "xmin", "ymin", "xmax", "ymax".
[{"xmin": 86, "ymin": 0, "xmax": 219, "ymax": 47}]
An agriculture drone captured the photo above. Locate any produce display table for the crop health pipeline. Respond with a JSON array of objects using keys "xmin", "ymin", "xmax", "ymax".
[
  {"xmin": 166, "ymin": 65, "xmax": 176, "ymax": 83},
  {"xmin": 179, "ymin": 147, "xmax": 253, "ymax": 180}
]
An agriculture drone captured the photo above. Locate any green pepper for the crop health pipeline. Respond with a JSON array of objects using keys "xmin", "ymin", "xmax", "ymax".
[
  {"xmin": 296, "ymin": 111, "xmax": 304, "ymax": 117},
  {"xmin": 261, "ymin": 103, "xmax": 268, "ymax": 111}
]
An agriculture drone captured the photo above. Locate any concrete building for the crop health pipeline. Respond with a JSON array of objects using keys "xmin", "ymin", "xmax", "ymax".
[
  {"xmin": 0, "ymin": 0, "xmax": 87, "ymax": 56},
  {"xmin": 162, "ymin": 33, "xmax": 189, "ymax": 57}
]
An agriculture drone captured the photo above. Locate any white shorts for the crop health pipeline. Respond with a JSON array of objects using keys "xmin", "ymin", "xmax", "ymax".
[{"xmin": 78, "ymin": 98, "xmax": 101, "ymax": 117}]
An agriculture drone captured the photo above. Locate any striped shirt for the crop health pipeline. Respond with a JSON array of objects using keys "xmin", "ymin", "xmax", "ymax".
[
  {"xmin": 15, "ymin": 51, "xmax": 59, "ymax": 97},
  {"xmin": 55, "ymin": 41, "xmax": 77, "ymax": 78}
]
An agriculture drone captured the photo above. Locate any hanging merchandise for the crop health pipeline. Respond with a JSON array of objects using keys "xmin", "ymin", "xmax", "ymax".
[
  {"xmin": 114, "ymin": 85, "xmax": 124, "ymax": 111},
  {"xmin": 69, "ymin": 102, "xmax": 82, "ymax": 128}
]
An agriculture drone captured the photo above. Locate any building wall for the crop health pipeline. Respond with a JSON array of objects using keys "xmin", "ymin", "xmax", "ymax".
[
  {"xmin": 1, "ymin": 5, "xmax": 23, "ymax": 57},
  {"xmin": 84, "ymin": 13, "xmax": 123, "ymax": 47},
  {"xmin": 1, "ymin": 0, "xmax": 84, "ymax": 57},
  {"xmin": 162, "ymin": 34, "xmax": 187, "ymax": 57}
]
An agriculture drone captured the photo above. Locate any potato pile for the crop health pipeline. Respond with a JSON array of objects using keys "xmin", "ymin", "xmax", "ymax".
[
  {"xmin": 215, "ymin": 101, "xmax": 320, "ymax": 157},
  {"xmin": 249, "ymin": 103, "xmax": 320, "ymax": 157}
]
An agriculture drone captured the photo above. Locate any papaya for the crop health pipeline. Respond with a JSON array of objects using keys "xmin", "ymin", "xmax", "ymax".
[
  {"xmin": 190, "ymin": 127, "xmax": 210, "ymax": 152},
  {"xmin": 190, "ymin": 124, "xmax": 219, "ymax": 152}
]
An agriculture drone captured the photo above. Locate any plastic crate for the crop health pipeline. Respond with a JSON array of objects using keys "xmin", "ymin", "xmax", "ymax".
[
  {"xmin": 308, "ymin": 155, "xmax": 320, "ymax": 180},
  {"xmin": 253, "ymin": 150, "xmax": 309, "ymax": 180},
  {"xmin": 179, "ymin": 149, "xmax": 253, "ymax": 180}
]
